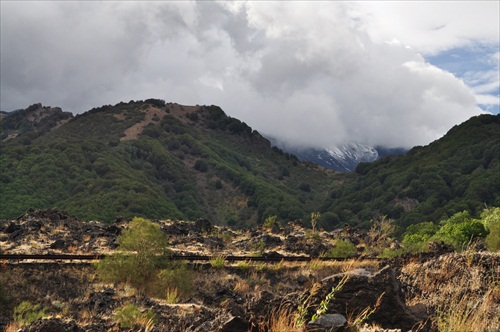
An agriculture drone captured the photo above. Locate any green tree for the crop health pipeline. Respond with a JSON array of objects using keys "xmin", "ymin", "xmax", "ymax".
[
  {"xmin": 481, "ymin": 207, "xmax": 500, "ymax": 251},
  {"xmin": 432, "ymin": 211, "xmax": 488, "ymax": 250},
  {"xmin": 97, "ymin": 217, "xmax": 171, "ymax": 295},
  {"xmin": 403, "ymin": 221, "xmax": 439, "ymax": 245}
]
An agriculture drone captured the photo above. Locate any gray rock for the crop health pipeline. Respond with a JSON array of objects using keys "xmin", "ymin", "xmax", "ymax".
[{"xmin": 306, "ymin": 314, "xmax": 347, "ymax": 332}]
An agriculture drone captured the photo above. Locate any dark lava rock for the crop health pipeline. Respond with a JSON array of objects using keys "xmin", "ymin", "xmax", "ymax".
[
  {"xmin": 219, "ymin": 316, "xmax": 249, "ymax": 332},
  {"xmin": 195, "ymin": 218, "xmax": 213, "ymax": 233},
  {"xmin": 85, "ymin": 288, "xmax": 116, "ymax": 314},
  {"xmin": 50, "ymin": 239, "xmax": 66, "ymax": 249},
  {"xmin": 310, "ymin": 266, "xmax": 426, "ymax": 331},
  {"xmin": 4, "ymin": 222, "xmax": 21, "ymax": 233},
  {"xmin": 20, "ymin": 318, "xmax": 84, "ymax": 332}
]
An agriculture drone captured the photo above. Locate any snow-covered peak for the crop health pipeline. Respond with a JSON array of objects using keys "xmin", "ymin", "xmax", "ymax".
[{"xmin": 326, "ymin": 143, "xmax": 378, "ymax": 163}]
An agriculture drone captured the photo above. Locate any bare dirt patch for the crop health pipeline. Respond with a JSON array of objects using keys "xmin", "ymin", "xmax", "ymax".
[{"xmin": 120, "ymin": 107, "xmax": 167, "ymax": 141}]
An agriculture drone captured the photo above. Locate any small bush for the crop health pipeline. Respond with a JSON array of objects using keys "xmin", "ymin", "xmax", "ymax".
[
  {"xmin": 327, "ymin": 240, "xmax": 358, "ymax": 258},
  {"xmin": 236, "ymin": 261, "xmax": 251, "ymax": 271},
  {"xmin": 482, "ymin": 208, "xmax": 500, "ymax": 251},
  {"xmin": 156, "ymin": 261, "xmax": 193, "ymax": 299},
  {"xmin": 164, "ymin": 288, "xmax": 180, "ymax": 304},
  {"xmin": 194, "ymin": 159, "xmax": 208, "ymax": 172},
  {"xmin": 210, "ymin": 255, "xmax": 226, "ymax": 269},
  {"xmin": 263, "ymin": 215, "xmax": 279, "ymax": 230},
  {"xmin": 114, "ymin": 304, "xmax": 156, "ymax": 329},
  {"xmin": 432, "ymin": 211, "xmax": 488, "ymax": 250},
  {"xmin": 13, "ymin": 301, "xmax": 47, "ymax": 325},
  {"xmin": 97, "ymin": 217, "xmax": 194, "ymax": 299}
]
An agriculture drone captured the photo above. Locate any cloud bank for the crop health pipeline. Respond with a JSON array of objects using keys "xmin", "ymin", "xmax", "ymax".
[{"xmin": 1, "ymin": 1, "xmax": 497, "ymax": 148}]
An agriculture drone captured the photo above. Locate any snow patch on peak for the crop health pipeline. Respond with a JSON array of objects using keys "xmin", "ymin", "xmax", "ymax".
[{"xmin": 326, "ymin": 143, "xmax": 378, "ymax": 164}]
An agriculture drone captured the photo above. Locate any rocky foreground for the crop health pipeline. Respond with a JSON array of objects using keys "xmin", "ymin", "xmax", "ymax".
[{"xmin": 1, "ymin": 209, "xmax": 499, "ymax": 331}]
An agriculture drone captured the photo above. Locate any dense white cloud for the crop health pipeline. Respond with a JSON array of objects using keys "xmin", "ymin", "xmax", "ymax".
[
  {"xmin": 1, "ymin": 1, "xmax": 497, "ymax": 148},
  {"xmin": 351, "ymin": 2, "xmax": 499, "ymax": 54}
]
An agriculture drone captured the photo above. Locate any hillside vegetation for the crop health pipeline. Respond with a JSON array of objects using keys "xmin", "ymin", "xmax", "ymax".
[
  {"xmin": 1, "ymin": 100, "xmax": 499, "ymax": 232},
  {"xmin": 321, "ymin": 114, "xmax": 500, "ymax": 230},
  {"xmin": 0, "ymin": 100, "xmax": 336, "ymax": 227}
]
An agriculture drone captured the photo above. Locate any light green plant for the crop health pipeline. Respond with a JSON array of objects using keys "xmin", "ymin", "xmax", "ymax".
[
  {"xmin": 481, "ymin": 207, "xmax": 500, "ymax": 251},
  {"xmin": 431, "ymin": 211, "xmax": 488, "ymax": 250},
  {"xmin": 263, "ymin": 215, "xmax": 279, "ymax": 230},
  {"xmin": 165, "ymin": 288, "xmax": 180, "ymax": 304},
  {"xmin": 327, "ymin": 239, "xmax": 358, "ymax": 258},
  {"xmin": 157, "ymin": 261, "xmax": 193, "ymax": 299},
  {"xmin": 13, "ymin": 301, "xmax": 47, "ymax": 325},
  {"xmin": 295, "ymin": 283, "xmax": 321, "ymax": 328},
  {"xmin": 210, "ymin": 255, "xmax": 226, "ymax": 268},
  {"xmin": 252, "ymin": 240, "xmax": 266, "ymax": 256},
  {"xmin": 310, "ymin": 212, "xmax": 321, "ymax": 233},
  {"xmin": 97, "ymin": 217, "xmax": 170, "ymax": 291},
  {"xmin": 98, "ymin": 217, "xmax": 193, "ymax": 299},
  {"xmin": 236, "ymin": 261, "xmax": 251, "ymax": 271}
]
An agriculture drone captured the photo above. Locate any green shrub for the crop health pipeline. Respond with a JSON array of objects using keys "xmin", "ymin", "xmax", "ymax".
[
  {"xmin": 481, "ymin": 208, "xmax": 500, "ymax": 251},
  {"xmin": 327, "ymin": 240, "xmax": 357, "ymax": 258},
  {"xmin": 114, "ymin": 304, "xmax": 156, "ymax": 328},
  {"xmin": 431, "ymin": 211, "xmax": 488, "ymax": 250},
  {"xmin": 98, "ymin": 217, "xmax": 178, "ymax": 296},
  {"xmin": 157, "ymin": 261, "xmax": 193, "ymax": 299},
  {"xmin": 14, "ymin": 301, "xmax": 47, "ymax": 325},
  {"xmin": 263, "ymin": 215, "xmax": 279, "ymax": 230},
  {"xmin": 194, "ymin": 159, "xmax": 208, "ymax": 172},
  {"xmin": 402, "ymin": 221, "xmax": 438, "ymax": 252},
  {"xmin": 209, "ymin": 255, "xmax": 226, "ymax": 269}
]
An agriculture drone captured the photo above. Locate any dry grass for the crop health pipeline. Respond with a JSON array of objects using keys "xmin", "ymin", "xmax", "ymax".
[
  {"xmin": 346, "ymin": 292, "xmax": 384, "ymax": 329},
  {"xmin": 258, "ymin": 305, "xmax": 301, "ymax": 332},
  {"xmin": 401, "ymin": 252, "xmax": 500, "ymax": 331},
  {"xmin": 435, "ymin": 286, "xmax": 499, "ymax": 331},
  {"xmin": 5, "ymin": 321, "xmax": 23, "ymax": 332},
  {"xmin": 233, "ymin": 277, "xmax": 252, "ymax": 293}
]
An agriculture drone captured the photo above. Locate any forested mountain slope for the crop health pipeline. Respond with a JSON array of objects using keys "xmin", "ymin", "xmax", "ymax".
[
  {"xmin": 319, "ymin": 114, "xmax": 500, "ymax": 230},
  {"xmin": 0, "ymin": 100, "xmax": 336, "ymax": 226},
  {"xmin": 1, "ymin": 100, "xmax": 498, "ymax": 231}
]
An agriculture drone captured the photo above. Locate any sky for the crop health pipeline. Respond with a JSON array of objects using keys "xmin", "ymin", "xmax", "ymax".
[{"xmin": 1, "ymin": 1, "xmax": 499, "ymax": 149}]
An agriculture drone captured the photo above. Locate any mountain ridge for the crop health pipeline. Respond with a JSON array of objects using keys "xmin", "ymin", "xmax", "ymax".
[
  {"xmin": 1, "ymin": 100, "xmax": 498, "ymax": 231},
  {"xmin": 0, "ymin": 100, "xmax": 335, "ymax": 227}
]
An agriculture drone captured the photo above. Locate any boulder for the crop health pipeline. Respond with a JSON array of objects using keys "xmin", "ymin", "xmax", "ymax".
[
  {"xmin": 20, "ymin": 318, "xmax": 83, "ymax": 332},
  {"xmin": 195, "ymin": 218, "xmax": 213, "ymax": 233},
  {"xmin": 308, "ymin": 266, "xmax": 425, "ymax": 331},
  {"xmin": 4, "ymin": 222, "xmax": 21, "ymax": 233},
  {"xmin": 306, "ymin": 314, "xmax": 347, "ymax": 332},
  {"xmin": 219, "ymin": 316, "xmax": 249, "ymax": 332}
]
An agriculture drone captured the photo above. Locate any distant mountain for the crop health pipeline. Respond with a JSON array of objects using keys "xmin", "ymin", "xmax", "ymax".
[
  {"xmin": 0, "ymin": 103, "xmax": 73, "ymax": 142},
  {"xmin": 0, "ymin": 100, "xmax": 333, "ymax": 227},
  {"xmin": 271, "ymin": 141, "xmax": 406, "ymax": 172},
  {"xmin": 1, "ymin": 100, "xmax": 498, "ymax": 232}
]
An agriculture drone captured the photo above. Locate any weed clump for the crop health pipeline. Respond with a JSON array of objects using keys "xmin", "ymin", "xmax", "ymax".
[{"xmin": 114, "ymin": 304, "xmax": 156, "ymax": 329}]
